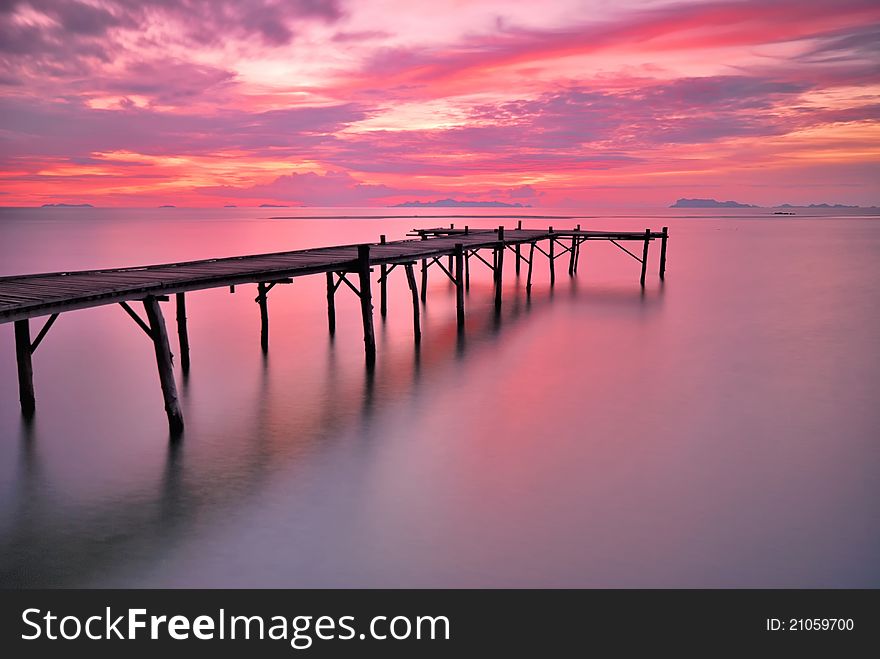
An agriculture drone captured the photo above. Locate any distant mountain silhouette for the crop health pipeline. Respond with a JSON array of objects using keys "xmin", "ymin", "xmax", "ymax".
[
  {"xmin": 259, "ymin": 203, "xmax": 289, "ymax": 207},
  {"xmin": 158, "ymin": 204, "xmax": 176, "ymax": 208},
  {"xmin": 393, "ymin": 198, "xmax": 530, "ymax": 208},
  {"xmin": 41, "ymin": 203, "xmax": 94, "ymax": 208},
  {"xmin": 224, "ymin": 204, "xmax": 238, "ymax": 208},
  {"xmin": 670, "ymin": 198, "xmax": 756, "ymax": 208}
]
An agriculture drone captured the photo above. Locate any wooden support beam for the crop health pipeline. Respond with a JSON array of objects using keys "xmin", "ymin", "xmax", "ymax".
[
  {"xmin": 357, "ymin": 245, "xmax": 377, "ymax": 366},
  {"xmin": 465, "ymin": 250, "xmax": 470, "ymax": 291},
  {"xmin": 325, "ymin": 272, "xmax": 336, "ymax": 336},
  {"xmin": 379, "ymin": 235, "xmax": 387, "ymax": 317},
  {"xmin": 14, "ymin": 319, "xmax": 35, "ymax": 417},
  {"xmin": 404, "ymin": 263, "xmax": 421, "ymax": 344},
  {"xmin": 659, "ymin": 226, "xmax": 668, "ymax": 280},
  {"xmin": 120, "ymin": 300, "xmax": 152, "ymax": 338},
  {"xmin": 142, "ymin": 295, "xmax": 184, "ymax": 434},
  {"xmin": 495, "ymin": 226, "xmax": 505, "ymax": 309},
  {"xmin": 569, "ymin": 235, "xmax": 578, "ymax": 275},
  {"xmin": 548, "ymin": 227, "xmax": 556, "ymax": 286},
  {"xmin": 257, "ymin": 282, "xmax": 269, "ymax": 353},
  {"xmin": 30, "ymin": 313, "xmax": 59, "ymax": 353},
  {"xmin": 640, "ymin": 229, "xmax": 650, "ymax": 288},
  {"xmin": 175, "ymin": 293, "xmax": 190, "ymax": 374},
  {"xmin": 454, "ymin": 243, "xmax": 465, "ymax": 327}
]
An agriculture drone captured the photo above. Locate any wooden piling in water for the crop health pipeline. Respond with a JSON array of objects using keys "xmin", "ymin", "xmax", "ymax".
[
  {"xmin": 257, "ymin": 282, "xmax": 269, "ymax": 353},
  {"xmin": 357, "ymin": 245, "xmax": 376, "ymax": 366},
  {"xmin": 142, "ymin": 296, "xmax": 183, "ymax": 434},
  {"xmin": 404, "ymin": 263, "xmax": 421, "ymax": 344},
  {"xmin": 379, "ymin": 235, "xmax": 387, "ymax": 317},
  {"xmin": 526, "ymin": 242, "xmax": 535, "ymax": 295},
  {"xmin": 420, "ymin": 258, "xmax": 428, "ymax": 303},
  {"xmin": 659, "ymin": 226, "xmax": 668, "ymax": 280},
  {"xmin": 175, "ymin": 292, "xmax": 190, "ymax": 374},
  {"xmin": 14, "ymin": 319, "xmax": 34, "ymax": 417},
  {"xmin": 548, "ymin": 227, "xmax": 555, "ymax": 285},
  {"xmin": 495, "ymin": 226, "xmax": 505, "ymax": 309},
  {"xmin": 325, "ymin": 272, "xmax": 336, "ymax": 335},
  {"xmin": 454, "ymin": 243, "xmax": 465, "ymax": 327},
  {"xmin": 640, "ymin": 229, "xmax": 650, "ymax": 288}
]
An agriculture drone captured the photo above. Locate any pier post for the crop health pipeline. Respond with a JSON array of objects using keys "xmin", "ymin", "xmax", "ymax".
[
  {"xmin": 515, "ymin": 220, "xmax": 522, "ymax": 276},
  {"xmin": 257, "ymin": 282, "xmax": 269, "ymax": 353},
  {"xmin": 526, "ymin": 242, "xmax": 535, "ymax": 295},
  {"xmin": 404, "ymin": 263, "xmax": 421, "ymax": 344},
  {"xmin": 569, "ymin": 234, "xmax": 578, "ymax": 276},
  {"xmin": 420, "ymin": 259, "xmax": 428, "ymax": 303},
  {"xmin": 454, "ymin": 243, "xmax": 465, "ymax": 327},
  {"xmin": 325, "ymin": 272, "xmax": 336, "ymax": 335},
  {"xmin": 379, "ymin": 235, "xmax": 388, "ymax": 317},
  {"xmin": 175, "ymin": 293, "xmax": 190, "ymax": 374},
  {"xmin": 357, "ymin": 245, "xmax": 377, "ymax": 366},
  {"xmin": 14, "ymin": 319, "xmax": 35, "ymax": 417},
  {"xmin": 640, "ymin": 229, "xmax": 650, "ymax": 288},
  {"xmin": 465, "ymin": 249, "xmax": 470, "ymax": 291},
  {"xmin": 494, "ymin": 226, "xmax": 505, "ymax": 309},
  {"xmin": 659, "ymin": 226, "xmax": 668, "ymax": 280},
  {"xmin": 142, "ymin": 296, "xmax": 184, "ymax": 434},
  {"xmin": 548, "ymin": 227, "xmax": 555, "ymax": 285}
]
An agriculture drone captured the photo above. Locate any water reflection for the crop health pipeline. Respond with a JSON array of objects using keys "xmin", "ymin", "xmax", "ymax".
[{"xmin": 0, "ymin": 275, "xmax": 665, "ymax": 587}]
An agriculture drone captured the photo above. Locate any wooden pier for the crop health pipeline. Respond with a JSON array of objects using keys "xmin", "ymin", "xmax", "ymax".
[{"xmin": 0, "ymin": 224, "xmax": 668, "ymax": 433}]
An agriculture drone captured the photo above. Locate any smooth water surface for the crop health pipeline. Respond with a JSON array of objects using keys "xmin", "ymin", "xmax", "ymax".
[{"xmin": 1, "ymin": 207, "xmax": 878, "ymax": 587}]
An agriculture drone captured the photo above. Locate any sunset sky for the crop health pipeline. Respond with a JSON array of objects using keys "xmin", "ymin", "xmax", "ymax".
[{"xmin": 1, "ymin": 0, "xmax": 879, "ymax": 207}]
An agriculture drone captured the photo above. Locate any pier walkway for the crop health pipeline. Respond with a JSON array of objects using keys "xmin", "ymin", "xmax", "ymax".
[{"xmin": 1, "ymin": 223, "xmax": 668, "ymax": 432}]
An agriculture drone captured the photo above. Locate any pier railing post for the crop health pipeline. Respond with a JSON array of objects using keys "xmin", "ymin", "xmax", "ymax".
[
  {"xmin": 257, "ymin": 282, "xmax": 269, "ymax": 353},
  {"xmin": 404, "ymin": 263, "xmax": 421, "ymax": 344},
  {"xmin": 659, "ymin": 226, "xmax": 668, "ymax": 280},
  {"xmin": 325, "ymin": 272, "xmax": 336, "ymax": 335},
  {"xmin": 454, "ymin": 243, "xmax": 465, "ymax": 327},
  {"xmin": 14, "ymin": 319, "xmax": 35, "ymax": 417},
  {"xmin": 379, "ymin": 235, "xmax": 388, "ymax": 317},
  {"xmin": 143, "ymin": 296, "xmax": 184, "ymax": 434},
  {"xmin": 357, "ymin": 244, "xmax": 377, "ymax": 366},
  {"xmin": 640, "ymin": 229, "xmax": 650, "ymax": 288},
  {"xmin": 175, "ymin": 292, "xmax": 190, "ymax": 374},
  {"xmin": 515, "ymin": 220, "xmax": 522, "ymax": 276}
]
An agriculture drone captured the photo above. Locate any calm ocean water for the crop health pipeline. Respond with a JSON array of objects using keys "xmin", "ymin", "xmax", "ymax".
[{"xmin": 1, "ymin": 207, "xmax": 878, "ymax": 587}]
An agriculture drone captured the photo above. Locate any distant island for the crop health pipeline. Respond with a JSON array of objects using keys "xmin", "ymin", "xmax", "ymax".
[
  {"xmin": 259, "ymin": 203, "xmax": 290, "ymax": 208},
  {"xmin": 41, "ymin": 203, "xmax": 94, "ymax": 208},
  {"xmin": 393, "ymin": 199, "xmax": 531, "ymax": 208},
  {"xmin": 670, "ymin": 198, "xmax": 756, "ymax": 208},
  {"xmin": 224, "ymin": 204, "xmax": 238, "ymax": 208},
  {"xmin": 775, "ymin": 203, "xmax": 861, "ymax": 209},
  {"xmin": 158, "ymin": 204, "xmax": 176, "ymax": 208}
]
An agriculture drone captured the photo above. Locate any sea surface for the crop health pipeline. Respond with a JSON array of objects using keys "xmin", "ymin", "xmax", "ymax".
[{"xmin": 0, "ymin": 206, "xmax": 878, "ymax": 587}]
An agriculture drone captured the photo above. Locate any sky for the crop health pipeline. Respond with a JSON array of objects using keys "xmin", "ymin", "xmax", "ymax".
[{"xmin": 1, "ymin": 0, "xmax": 879, "ymax": 207}]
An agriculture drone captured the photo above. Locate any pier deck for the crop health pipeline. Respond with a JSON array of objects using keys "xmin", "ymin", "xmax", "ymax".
[{"xmin": 1, "ymin": 223, "xmax": 668, "ymax": 432}]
